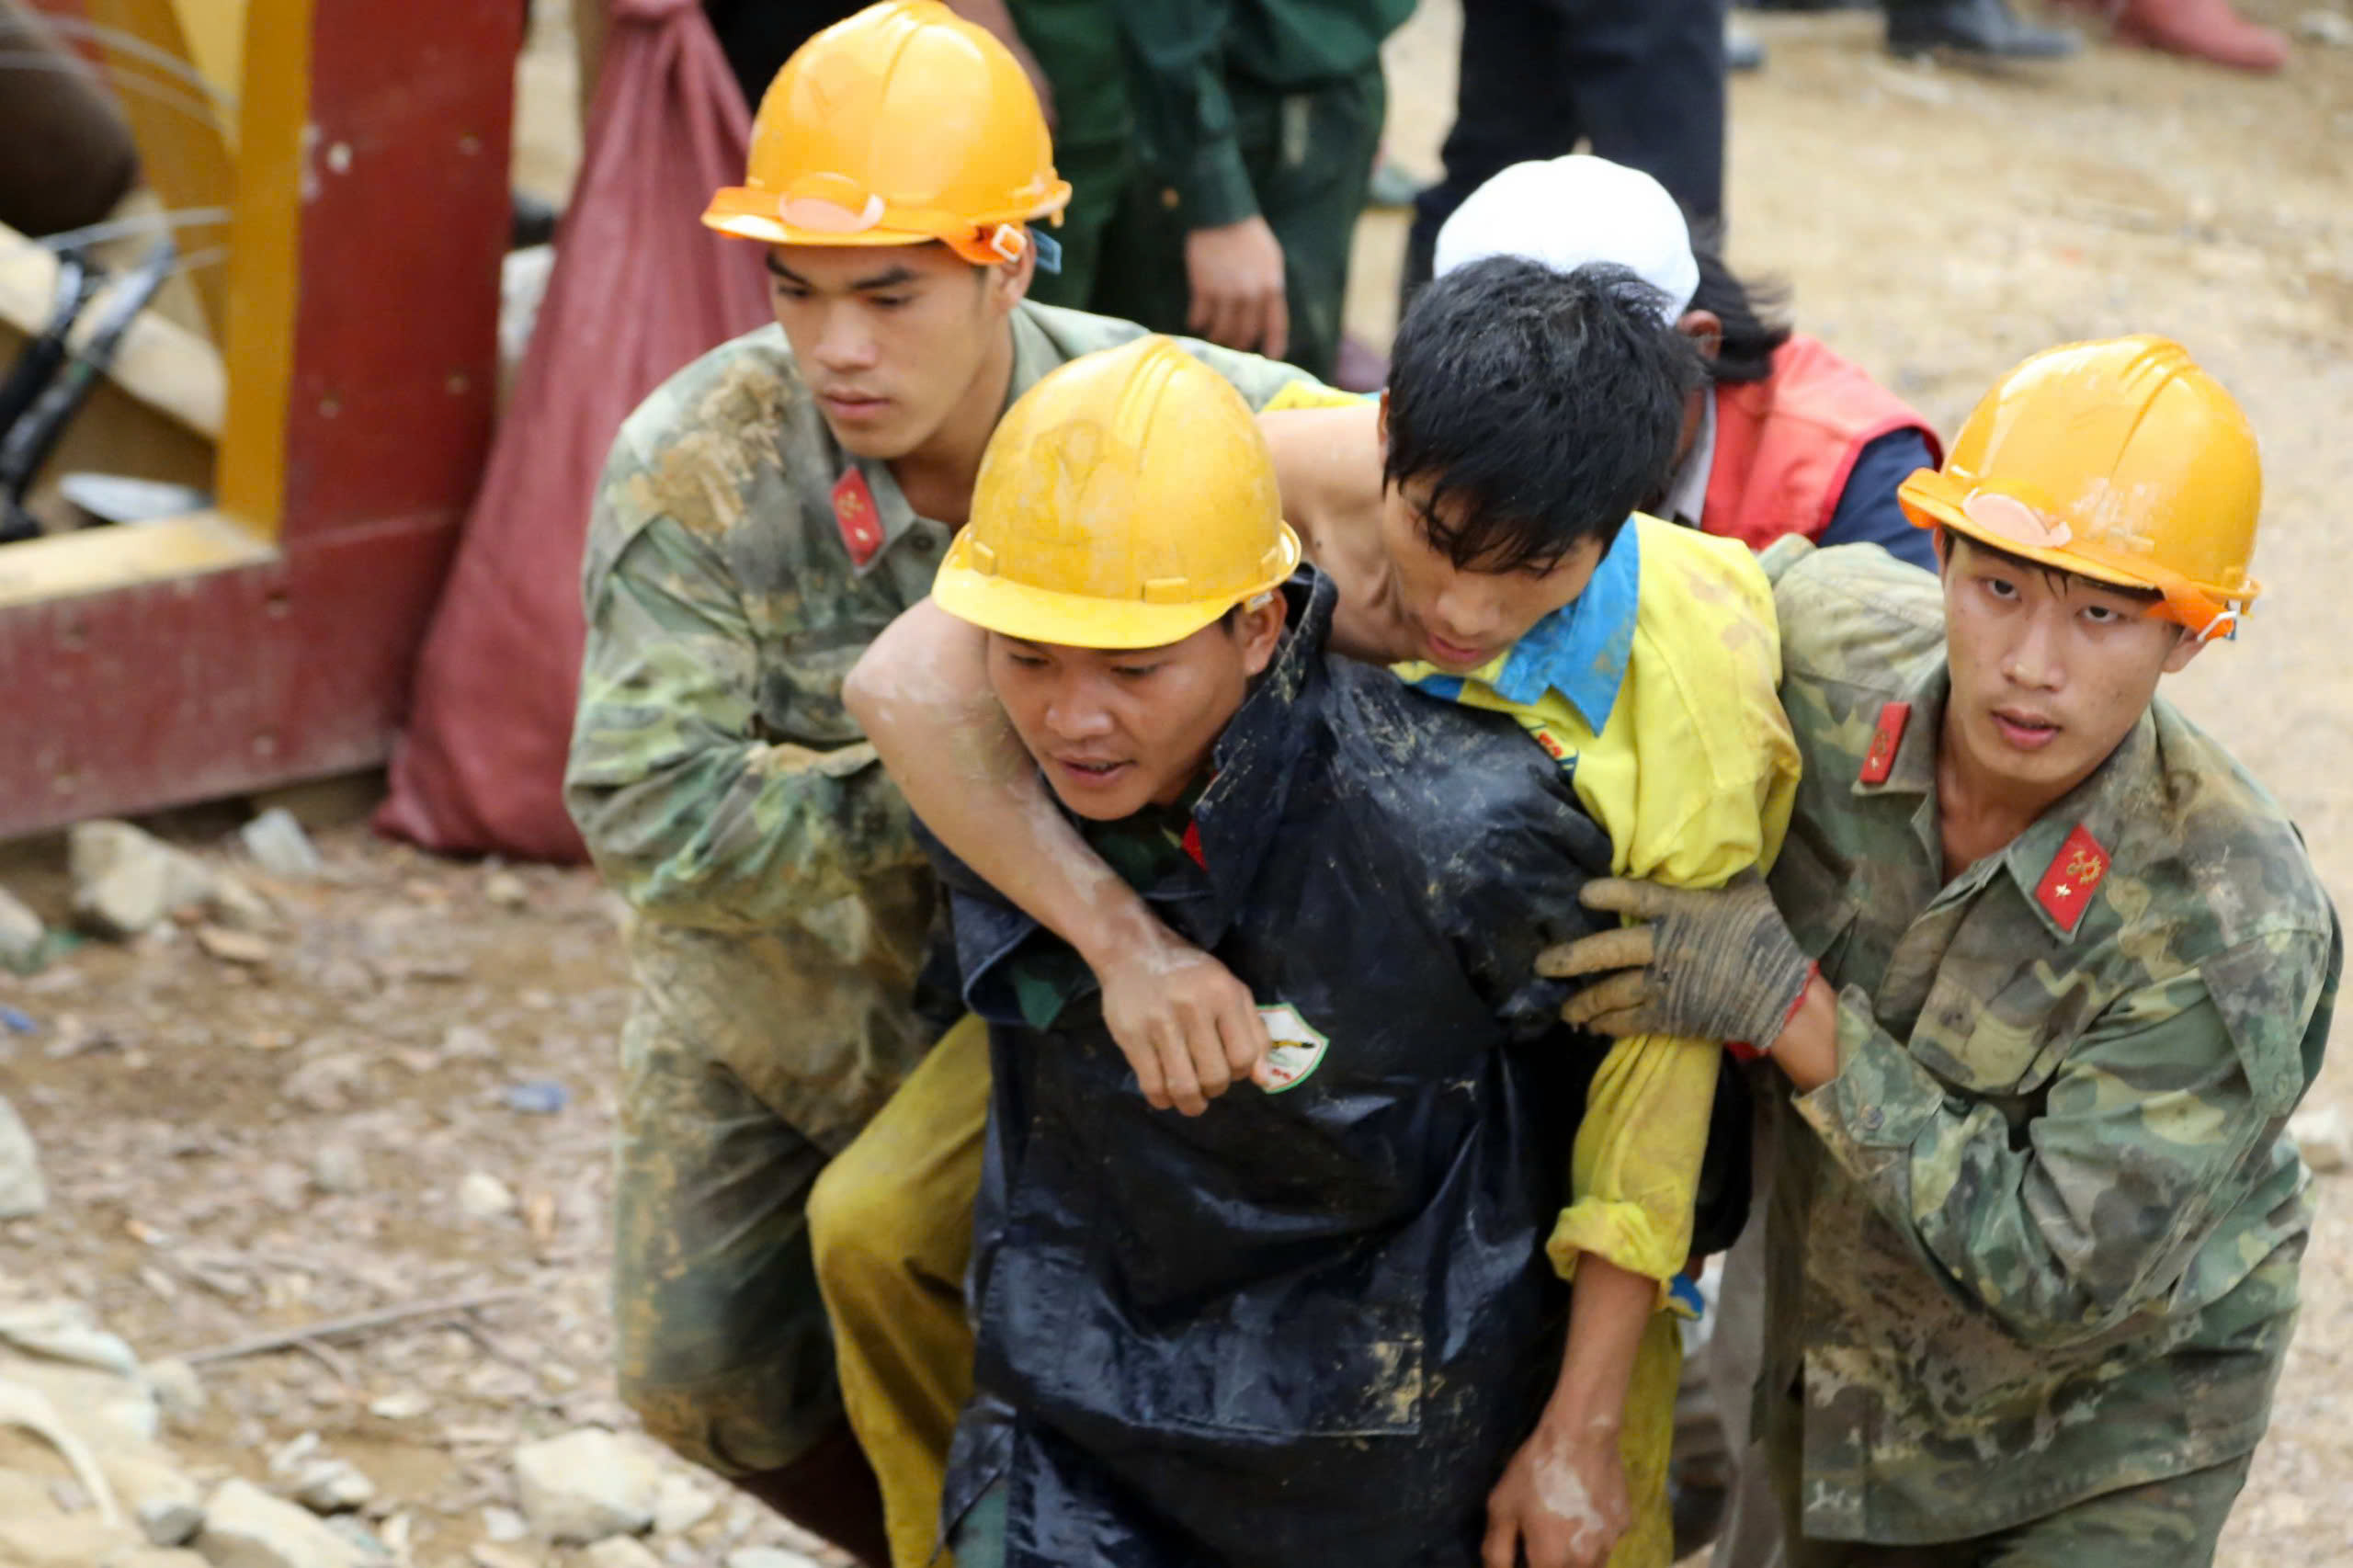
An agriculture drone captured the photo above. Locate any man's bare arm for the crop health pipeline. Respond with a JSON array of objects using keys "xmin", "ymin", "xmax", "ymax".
[
  {"xmin": 1483, "ymin": 1256, "xmax": 1650, "ymax": 1568},
  {"xmin": 844, "ymin": 600, "xmax": 1272, "ymax": 1114},
  {"xmin": 1258, "ymin": 403, "xmax": 1415, "ymax": 664}
]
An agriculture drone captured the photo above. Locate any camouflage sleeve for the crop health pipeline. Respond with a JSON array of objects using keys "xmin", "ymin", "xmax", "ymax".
[
  {"xmin": 1792, "ymin": 926, "xmax": 2334, "ymax": 1348},
  {"xmin": 1165, "ymin": 333, "xmax": 1329, "ymax": 411},
  {"xmin": 565, "ymin": 511, "xmax": 920, "ymax": 932}
]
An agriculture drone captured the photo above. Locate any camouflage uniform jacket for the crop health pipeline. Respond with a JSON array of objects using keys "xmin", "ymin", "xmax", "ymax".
[
  {"xmin": 565, "ymin": 302, "xmax": 1320, "ymax": 1152},
  {"xmin": 1757, "ymin": 540, "xmax": 2341, "ymax": 1543}
]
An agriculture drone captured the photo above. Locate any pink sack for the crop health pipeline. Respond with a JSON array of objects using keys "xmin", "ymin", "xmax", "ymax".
[{"xmin": 377, "ymin": 0, "xmax": 771, "ymax": 861}]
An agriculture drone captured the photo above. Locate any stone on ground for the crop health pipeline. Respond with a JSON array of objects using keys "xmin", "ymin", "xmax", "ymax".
[
  {"xmin": 194, "ymin": 1479, "xmax": 366, "ymax": 1568},
  {"xmin": 511, "ymin": 1428, "xmax": 661, "ymax": 1544}
]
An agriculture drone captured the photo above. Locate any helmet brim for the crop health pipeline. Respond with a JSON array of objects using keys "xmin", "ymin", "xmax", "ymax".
[
  {"xmin": 701, "ymin": 182, "xmax": 1074, "ymax": 256},
  {"xmin": 1898, "ymin": 468, "xmax": 2165, "ymax": 597},
  {"xmin": 931, "ymin": 524, "xmax": 1302, "ymax": 651}
]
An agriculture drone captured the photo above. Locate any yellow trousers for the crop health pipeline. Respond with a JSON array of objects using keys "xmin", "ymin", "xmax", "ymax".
[
  {"xmin": 808, "ymin": 1013, "xmax": 990, "ymax": 1568},
  {"xmin": 1613, "ymin": 1309, "xmax": 1684, "ymax": 1568}
]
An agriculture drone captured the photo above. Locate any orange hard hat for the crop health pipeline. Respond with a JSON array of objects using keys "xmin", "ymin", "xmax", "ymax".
[
  {"xmin": 1900, "ymin": 335, "xmax": 2262, "ymax": 642},
  {"xmin": 702, "ymin": 0, "xmax": 1070, "ymax": 267}
]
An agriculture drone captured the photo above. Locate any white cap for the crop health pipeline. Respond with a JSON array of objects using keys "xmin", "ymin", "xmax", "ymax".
[{"xmin": 1433, "ymin": 154, "xmax": 1699, "ymax": 324}]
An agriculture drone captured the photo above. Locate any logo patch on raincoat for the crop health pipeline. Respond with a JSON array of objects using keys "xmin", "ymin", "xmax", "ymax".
[{"xmin": 1256, "ymin": 1003, "xmax": 1330, "ymax": 1093}]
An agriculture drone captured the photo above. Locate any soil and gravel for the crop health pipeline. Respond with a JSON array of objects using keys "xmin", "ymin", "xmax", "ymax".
[{"xmin": 4, "ymin": 2, "xmax": 2350, "ymax": 1565}]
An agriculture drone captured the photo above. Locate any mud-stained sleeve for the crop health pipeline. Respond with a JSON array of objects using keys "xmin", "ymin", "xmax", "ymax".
[
  {"xmin": 565, "ymin": 513, "xmax": 921, "ymax": 932},
  {"xmin": 1550, "ymin": 535, "xmax": 1794, "ymax": 1298},
  {"xmin": 1794, "ymin": 927, "xmax": 2334, "ymax": 1347},
  {"xmin": 1165, "ymin": 334, "xmax": 1329, "ymax": 410}
]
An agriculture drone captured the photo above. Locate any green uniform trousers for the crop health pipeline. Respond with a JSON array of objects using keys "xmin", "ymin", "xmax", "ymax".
[
  {"xmin": 1091, "ymin": 63, "xmax": 1385, "ymax": 384},
  {"xmin": 1006, "ymin": 0, "xmax": 1130, "ymax": 312},
  {"xmin": 1022, "ymin": 134, "xmax": 1130, "ymax": 312},
  {"xmin": 1764, "ymin": 1387, "xmax": 2255, "ymax": 1568},
  {"xmin": 612, "ymin": 995, "xmax": 986, "ymax": 1568}
]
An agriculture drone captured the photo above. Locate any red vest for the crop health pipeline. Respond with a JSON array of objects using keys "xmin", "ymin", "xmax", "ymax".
[{"xmin": 1700, "ymin": 334, "xmax": 1942, "ymax": 551}]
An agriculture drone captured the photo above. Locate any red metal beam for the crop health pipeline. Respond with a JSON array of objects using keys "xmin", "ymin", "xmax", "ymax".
[{"xmin": 0, "ymin": 0, "xmax": 519, "ymax": 837}]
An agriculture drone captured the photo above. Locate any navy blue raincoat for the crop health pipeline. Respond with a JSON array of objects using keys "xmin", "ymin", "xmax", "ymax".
[{"xmin": 932, "ymin": 574, "xmax": 1634, "ymax": 1568}]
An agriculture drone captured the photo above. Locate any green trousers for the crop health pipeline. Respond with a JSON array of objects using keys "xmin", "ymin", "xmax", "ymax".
[
  {"xmin": 1022, "ymin": 135, "xmax": 1130, "ymax": 312},
  {"xmin": 1765, "ymin": 1388, "xmax": 2255, "ymax": 1568},
  {"xmin": 1007, "ymin": 0, "xmax": 1131, "ymax": 312},
  {"xmin": 1091, "ymin": 64, "xmax": 1385, "ymax": 384},
  {"xmin": 611, "ymin": 996, "xmax": 985, "ymax": 1568}
]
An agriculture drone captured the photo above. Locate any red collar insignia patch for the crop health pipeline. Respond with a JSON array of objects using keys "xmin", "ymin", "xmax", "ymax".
[
  {"xmin": 2033, "ymin": 824, "xmax": 2110, "ymax": 932},
  {"xmin": 1859, "ymin": 700, "xmax": 1911, "ymax": 786},
  {"xmin": 832, "ymin": 469, "xmax": 885, "ymax": 567}
]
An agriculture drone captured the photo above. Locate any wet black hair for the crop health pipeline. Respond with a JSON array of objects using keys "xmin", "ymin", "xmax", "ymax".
[
  {"xmin": 1688, "ymin": 246, "xmax": 1793, "ymax": 385},
  {"xmin": 1383, "ymin": 256, "xmax": 1705, "ymax": 574}
]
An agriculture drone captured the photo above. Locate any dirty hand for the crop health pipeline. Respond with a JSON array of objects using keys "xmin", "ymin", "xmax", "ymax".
[
  {"xmin": 1185, "ymin": 216, "xmax": 1290, "ymax": 359},
  {"xmin": 1483, "ymin": 1418, "xmax": 1629, "ymax": 1568},
  {"xmin": 1094, "ymin": 923, "xmax": 1274, "ymax": 1116},
  {"xmin": 1536, "ymin": 875, "xmax": 1812, "ymax": 1047}
]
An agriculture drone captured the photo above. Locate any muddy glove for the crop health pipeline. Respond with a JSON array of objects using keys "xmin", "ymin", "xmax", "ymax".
[{"xmin": 1536, "ymin": 875, "xmax": 1814, "ymax": 1047}]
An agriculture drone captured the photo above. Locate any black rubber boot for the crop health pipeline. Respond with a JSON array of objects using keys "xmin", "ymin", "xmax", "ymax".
[{"xmin": 727, "ymin": 1421, "xmax": 892, "ymax": 1568}]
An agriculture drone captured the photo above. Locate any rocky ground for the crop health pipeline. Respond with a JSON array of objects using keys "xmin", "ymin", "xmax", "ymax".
[
  {"xmin": 0, "ymin": 804, "xmax": 853, "ymax": 1568},
  {"xmin": 5, "ymin": 1, "xmax": 2351, "ymax": 1565}
]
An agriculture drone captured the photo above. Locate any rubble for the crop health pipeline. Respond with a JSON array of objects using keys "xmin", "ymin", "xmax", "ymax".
[
  {"xmin": 207, "ymin": 874, "xmax": 279, "ymax": 935},
  {"xmin": 2299, "ymin": 7, "xmax": 2353, "ymax": 45},
  {"xmin": 483, "ymin": 870, "xmax": 531, "ymax": 910},
  {"xmin": 238, "ymin": 809, "xmax": 324, "ymax": 881},
  {"xmin": 2290, "ymin": 1105, "xmax": 2348, "ymax": 1173},
  {"xmin": 512, "ymin": 1428, "xmax": 662, "ymax": 1544},
  {"xmin": 312, "ymin": 1142, "xmax": 368, "ymax": 1197},
  {"xmin": 282, "ymin": 1052, "xmax": 369, "ymax": 1115},
  {"xmin": 0, "ymin": 1096, "xmax": 46, "ymax": 1220},
  {"xmin": 471, "ymin": 1546, "xmax": 536, "ymax": 1568},
  {"xmin": 138, "ymin": 1493, "xmax": 209, "ymax": 1546},
  {"xmin": 650, "ymin": 1474, "xmax": 716, "ymax": 1537},
  {"xmin": 0, "ymin": 1512, "xmax": 137, "ymax": 1568},
  {"xmin": 0, "ymin": 886, "xmax": 44, "ymax": 971},
  {"xmin": 291, "ymin": 1456, "xmax": 376, "ymax": 1514},
  {"xmin": 365, "ymin": 1391, "xmax": 428, "ymax": 1422},
  {"xmin": 442, "ymin": 1023, "xmax": 499, "ymax": 1061},
  {"xmin": 459, "ymin": 1171, "xmax": 518, "ymax": 1221},
  {"xmin": 142, "ymin": 1359, "xmax": 206, "ymax": 1425},
  {"xmin": 196, "ymin": 1478, "xmax": 369, "ymax": 1568},
  {"xmin": 194, "ymin": 926, "xmax": 274, "ymax": 967},
  {"xmin": 0, "ymin": 1373, "xmax": 120, "ymax": 1523},
  {"xmin": 69, "ymin": 822, "xmax": 217, "ymax": 938},
  {"xmin": 725, "ymin": 1550, "xmax": 824, "ymax": 1568},
  {"xmin": 587, "ymin": 1539, "xmax": 666, "ymax": 1568},
  {"xmin": 0, "ymin": 1301, "xmax": 139, "ymax": 1379}
]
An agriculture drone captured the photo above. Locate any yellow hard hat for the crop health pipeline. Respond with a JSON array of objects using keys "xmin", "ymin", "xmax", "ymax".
[
  {"xmin": 1900, "ymin": 335, "xmax": 2262, "ymax": 642},
  {"xmin": 934, "ymin": 336, "xmax": 1303, "ymax": 649},
  {"xmin": 702, "ymin": 0, "xmax": 1070, "ymax": 267}
]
